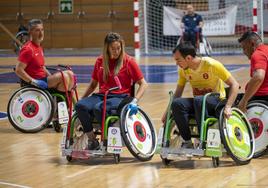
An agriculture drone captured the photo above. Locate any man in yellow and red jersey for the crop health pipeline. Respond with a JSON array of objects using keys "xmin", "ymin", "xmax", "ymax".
[{"xmin": 162, "ymin": 42, "xmax": 239, "ymax": 148}]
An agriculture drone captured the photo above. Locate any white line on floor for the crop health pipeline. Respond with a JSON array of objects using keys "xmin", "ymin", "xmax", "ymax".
[
  {"xmin": 0, "ymin": 181, "xmax": 31, "ymax": 188},
  {"xmin": 66, "ymin": 166, "xmax": 99, "ymax": 178}
]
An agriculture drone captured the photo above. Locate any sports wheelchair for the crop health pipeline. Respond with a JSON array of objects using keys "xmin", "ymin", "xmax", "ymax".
[
  {"xmin": 157, "ymin": 91, "xmax": 255, "ymax": 167},
  {"xmin": 61, "ymin": 86, "xmax": 157, "ymax": 164},
  {"xmin": 14, "ymin": 30, "xmax": 29, "ymax": 55},
  {"xmin": 246, "ymin": 100, "xmax": 268, "ymax": 157},
  {"xmin": 7, "ymin": 65, "xmax": 78, "ymax": 133},
  {"xmin": 177, "ymin": 31, "xmax": 212, "ymax": 56}
]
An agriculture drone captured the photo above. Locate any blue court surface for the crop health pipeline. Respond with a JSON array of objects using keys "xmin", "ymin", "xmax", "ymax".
[{"xmin": 0, "ymin": 64, "xmax": 249, "ymax": 84}]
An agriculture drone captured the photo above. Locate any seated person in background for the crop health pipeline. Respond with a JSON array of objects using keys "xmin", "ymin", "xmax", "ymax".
[
  {"xmin": 181, "ymin": 4, "xmax": 203, "ymax": 48},
  {"xmin": 162, "ymin": 42, "xmax": 239, "ymax": 148},
  {"xmin": 237, "ymin": 31, "xmax": 268, "ymax": 112},
  {"xmin": 15, "ymin": 19, "xmax": 74, "ymax": 92},
  {"xmin": 75, "ymin": 32, "xmax": 148, "ymax": 150}
]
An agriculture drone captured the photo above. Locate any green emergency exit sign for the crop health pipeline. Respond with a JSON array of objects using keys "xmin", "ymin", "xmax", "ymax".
[{"xmin": 59, "ymin": 0, "xmax": 73, "ymax": 14}]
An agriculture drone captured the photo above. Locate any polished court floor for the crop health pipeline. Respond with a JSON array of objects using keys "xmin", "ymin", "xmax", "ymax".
[{"xmin": 0, "ymin": 55, "xmax": 268, "ymax": 188}]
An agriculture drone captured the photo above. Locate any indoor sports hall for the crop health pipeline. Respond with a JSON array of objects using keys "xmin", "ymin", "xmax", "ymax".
[{"xmin": 0, "ymin": 0, "xmax": 268, "ymax": 187}]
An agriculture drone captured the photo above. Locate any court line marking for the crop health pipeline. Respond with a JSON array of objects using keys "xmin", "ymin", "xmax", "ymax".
[
  {"xmin": 65, "ymin": 166, "xmax": 99, "ymax": 178},
  {"xmin": 0, "ymin": 181, "xmax": 31, "ymax": 188},
  {"xmin": 230, "ymin": 67, "xmax": 246, "ymax": 72}
]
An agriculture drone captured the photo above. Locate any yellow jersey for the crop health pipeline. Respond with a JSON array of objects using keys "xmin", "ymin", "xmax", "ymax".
[{"xmin": 178, "ymin": 57, "xmax": 231, "ymax": 99}]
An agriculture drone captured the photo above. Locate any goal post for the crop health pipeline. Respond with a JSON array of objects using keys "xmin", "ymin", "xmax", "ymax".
[{"xmin": 138, "ymin": 0, "xmax": 264, "ymax": 56}]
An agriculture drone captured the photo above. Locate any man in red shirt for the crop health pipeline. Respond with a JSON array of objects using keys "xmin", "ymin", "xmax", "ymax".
[
  {"xmin": 238, "ymin": 31, "xmax": 268, "ymax": 112},
  {"xmin": 15, "ymin": 19, "xmax": 74, "ymax": 91}
]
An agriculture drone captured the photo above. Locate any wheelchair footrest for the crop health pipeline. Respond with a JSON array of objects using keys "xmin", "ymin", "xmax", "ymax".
[
  {"xmin": 161, "ymin": 147, "xmax": 204, "ymax": 158},
  {"xmin": 63, "ymin": 146, "xmax": 114, "ymax": 159}
]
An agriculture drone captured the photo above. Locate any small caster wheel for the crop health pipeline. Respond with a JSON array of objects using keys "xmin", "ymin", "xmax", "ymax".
[
  {"xmin": 161, "ymin": 157, "xmax": 172, "ymax": 166},
  {"xmin": 212, "ymin": 157, "xmax": 219, "ymax": 167},
  {"xmin": 114, "ymin": 154, "xmax": 120, "ymax": 164},
  {"xmin": 66, "ymin": 155, "xmax": 72, "ymax": 162},
  {"xmin": 53, "ymin": 121, "xmax": 63, "ymax": 132}
]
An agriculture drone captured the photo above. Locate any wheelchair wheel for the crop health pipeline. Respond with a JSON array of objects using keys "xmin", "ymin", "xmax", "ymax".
[
  {"xmin": 120, "ymin": 105, "xmax": 157, "ymax": 161},
  {"xmin": 164, "ymin": 120, "xmax": 182, "ymax": 148},
  {"xmin": 53, "ymin": 120, "xmax": 62, "ymax": 133},
  {"xmin": 246, "ymin": 100, "xmax": 268, "ymax": 157},
  {"xmin": 212, "ymin": 157, "xmax": 220, "ymax": 168},
  {"xmin": 14, "ymin": 30, "xmax": 29, "ymax": 54},
  {"xmin": 219, "ymin": 107, "xmax": 255, "ymax": 165},
  {"xmin": 114, "ymin": 154, "xmax": 120, "ymax": 164},
  {"xmin": 66, "ymin": 155, "xmax": 72, "ymax": 162},
  {"xmin": 7, "ymin": 86, "xmax": 54, "ymax": 133},
  {"xmin": 161, "ymin": 120, "xmax": 182, "ymax": 166}
]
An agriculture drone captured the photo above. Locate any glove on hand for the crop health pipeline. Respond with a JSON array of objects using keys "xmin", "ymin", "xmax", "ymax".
[
  {"xmin": 128, "ymin": 98, "xmax": 138, "ymax": 116},
  {"xmin": 31, "ymin": 79, "xmax": 48, "ymax": 89}
]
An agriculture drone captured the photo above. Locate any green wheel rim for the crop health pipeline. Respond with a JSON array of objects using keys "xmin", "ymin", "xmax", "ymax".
[{"xmin": 224, "ymin": 111, "xmax": 252, "ymax": 159}]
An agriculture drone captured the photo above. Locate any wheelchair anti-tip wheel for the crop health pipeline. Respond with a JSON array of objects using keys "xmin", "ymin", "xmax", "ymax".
[
  {"xmin": 247, "ymin": 100, "xmax": 268, "ymax": 158},
  {"xmin": 219, "ymin": 107, "xmax": 255, "ymax": 165},
  {"xmin": 7, "ymin": 86, "xmax": 54, "ymax": 133},
  {"xmin": 120, "ymin": 105, "xmax": 157, "ymax": 161}
]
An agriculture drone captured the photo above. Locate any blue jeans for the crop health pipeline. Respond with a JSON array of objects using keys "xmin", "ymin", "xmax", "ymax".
[
  {"xmin": 75, "ymin": 93, "xmax": 128, "ymax": 132},
  {"xmin": 171, "ymin": 96, "xmax": 220, "ymax": 141}
]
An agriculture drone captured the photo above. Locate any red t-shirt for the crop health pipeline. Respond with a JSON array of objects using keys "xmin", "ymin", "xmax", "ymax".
[
  {"xmin": 18, "ymin": 41, "xmax": 46, "ymax": 79},
  {"xmin": 249, "ymin": 44, "xmax": 268, "ymax": 96},
  {"xmin": 92, "ymin": 54, "xmax": 143, "ymax": 95}
]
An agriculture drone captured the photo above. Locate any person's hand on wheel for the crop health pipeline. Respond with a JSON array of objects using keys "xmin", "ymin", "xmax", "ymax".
[
  {"xmin": 30, "ymin": 79, "xmax": 48, "ymax": 89},
  {"xmin": 128, "ymin": 98, "xmax": 138, "ymax": 116}
]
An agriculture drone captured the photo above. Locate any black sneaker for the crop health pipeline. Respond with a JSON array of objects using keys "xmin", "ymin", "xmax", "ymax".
[{"xmin": 88, "ymin": 139, "xmax": 100, "ymax": 150}]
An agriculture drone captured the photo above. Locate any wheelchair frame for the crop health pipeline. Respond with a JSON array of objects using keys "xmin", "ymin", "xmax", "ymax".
[
  {"xmin": 62, "ymin": 86, "xmax": 157, "ymax": 164},
  {"xmin": 7, "ymin": 65, "xmax": 78, "ymax": 133},
  {"xmin": 177, "ymin": 31, "xmax": 212, "ymax": 56},
  {"xmin": 157, "ymin": 91, "xmax": 255, "ymax": 167}
]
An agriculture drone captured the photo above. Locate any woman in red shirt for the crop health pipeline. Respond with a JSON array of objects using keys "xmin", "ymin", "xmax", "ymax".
[{"xmin": 75, "ymin": 32, "xmax": 147, "ymax": 150}]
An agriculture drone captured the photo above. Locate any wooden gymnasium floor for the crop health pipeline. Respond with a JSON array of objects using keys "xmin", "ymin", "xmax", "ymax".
[{"xmin": 0, "ymin": 55, "xmax": 268, "ymax": 188}]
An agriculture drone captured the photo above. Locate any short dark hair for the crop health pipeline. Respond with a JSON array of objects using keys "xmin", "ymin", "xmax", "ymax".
[
  {"xmin": 28, "ymin": 19, "xmax": 43, "ymax": 30},
  {"xmin": 238, "ymin": 31, "xmax": 261, "ymax": 43},
  {"xmin": 172, "ymin": 42, "xmax": 196, "ymax": 58}
]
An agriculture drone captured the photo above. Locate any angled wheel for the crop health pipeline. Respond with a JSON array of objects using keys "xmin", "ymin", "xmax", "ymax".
[
  {"xmin": 246, "ymin": 100, "xmax": 268, "ymax": 158},
  {"xmin": 7, "ymin": 86, "xmax": 54, "ymax": 133},
  {"xmin": 120, "ymin": 105, "xmax": 157, "ymax": 161},
  {"xmin": 160, "ymin": 119, "xmax": 183, "ymax": 165},
  {"xmin": 219, "ymin": 107, "xmax": 255, "ymax": 165},
  {"xmin": 253, "ymin": 148, "xmax": 267, "ymax": 158},
  {"xmin": 69, "ymin": 113, "xmax": 86, "ymax": 150},
  {"xmin": 167, "ymin": 120, "xmax": 183, "ymax": 148},
  {"xmin": 14, "ymin": 30, "xmax": 29, "ymax": 54}
]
